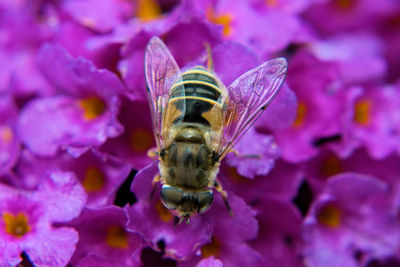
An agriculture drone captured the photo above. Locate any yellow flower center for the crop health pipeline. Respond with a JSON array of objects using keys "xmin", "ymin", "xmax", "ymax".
[
  {"xmin": 320, "ymin": 155, "xmax": 342, "ymax": 177},
  {"xmin": 265, "ymin": 0, "xmax": 278, "ymax": 7},
  {"xmin": 335, "ymin": 0, "xmax": 355, "ymax": 9},
  {"xmin": 293, "ymin": 102, "xmax": 306, "ymax": 127},
  {"xmin": 131, "ymin": 129, "xmax": 154, "ymax": 152},
  {"xmin": 106, "ymin": 226, "xmax": 129, "ymax": 249},
  {"xmin": 206, "ymin": 8, "xmax": 233, "ymax": 36},
  {"xmin": 354, "ymin": 99, "xmax": 371, "ymax": 125},
  {"xmin": 135, "ymin": 0, "xmax": 161, "ymax": 21},
  {"xmin": 3, "ymin": 212, "xmax": 31, "ymax": 237},
  {"xmin": 82, "ymin": 167, "xmax": 105, "ymax": 192},
  {"xmin": 0, "ymin": 126, "xmax": 13, "ymax": 143},
  {"xmin": 228, "ymin": 167, "xmax": 247, "ymax": 182},
  {"xmin": 155, "ymin": 201, "xmax": 173, "ymax": 223},
  {"xmin": 201, "ymin": 236, "xmax": 221, "ymax": 258},
  {"xmin": 78, "ymin": 96, "xmax": 106, "ymax": 120},
  {"xmin": 317, "ymin": 204, "xmax": 341, "ymax": 228}
]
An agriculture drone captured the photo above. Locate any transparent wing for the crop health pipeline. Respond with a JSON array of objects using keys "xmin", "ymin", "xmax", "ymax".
[
  {"xmin": 216, "ymin": 57, "xmax": 288, "ymax": 160},
  {"xmin": 144, "ymin": 36, "xmax": 184, "ymax": 150}
]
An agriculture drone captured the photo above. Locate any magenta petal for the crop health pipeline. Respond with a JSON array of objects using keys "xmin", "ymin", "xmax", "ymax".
[
  {"xmin": 37, "ymin": 170, "xmax": 87, "ymax": 222},
  {"xmin": 196, "ymin": 256, "xmax": 223, "ymax": 267},
  {"xmin": 62, "ymin": 0, "xmax": 132, "ymax": 33},
  {"xmin": 127, "ymin": 200, "xmax": 213, "ymax": 260},
  {"xmin": 130, "ymin": 162, "xmax": 158, "ymax": 199},
  {"xmin": 249, "ymin": 196, "xmax": 303, "ymax": 267},
  {"xmin": 163, "ymin": 13, "xmax": 222, "ymax": 67},
  {"xmin": 76, "ymin": 255, "xmax": 141, "ymax": 267},
  {"xmin": 225, "ymin": 128, "xmax": 280, "ymax": 178},
  {"xmin": 303, "ymin": 173, "xmax": 399, "ymax": 265},
  {"xmin": 18, "ymin": 96, "xmax": 81, "ymax": 156},
  {"xmin": 0, "ymin": 94, "xmax": 20, "ymax": 175},
  {"xmin": 100, "ymin": 100, "xmax": 156, "ymax": 170},
  {"xmin": 69, "ymin": 206, "xmax": 143, "ymax": 266},
  {"xmin": 37, "ymin": 43, "xmax": 126, "ymax": 98},
  {"xmin": 18, "ymin": 95, "xmax": 122, "ymax": 157},
  {"xmin": 209, "ymin": 192, "xmax": 259, "ymax": 242},
  {"xmin": 256, "ymin": 84, "xmax": 298, "ymax": 131},
  {"xmin": 212, "ymin": 41, "xmax": 259, "ymax": 86},
  {"xmin": 222, "ymin": 159, "xmax": 304, "ymax": 203},
  {"xmin": 0, "ymin": 170, "xmax": 85, "ymax": 266},
  {"xmin": 0, "ymin": 49, "xmax": 52, "ymax": 97},
  {"xmin": 0, "ymin": 242, "xmax": 20, "ymax": 266},
  {"xmin": 309, "ymin": 34, "xmax": 386, "ymax": 84},
  {"xmin": 24, "ymin": 227, "xmax": 79, "ymax": 267}
]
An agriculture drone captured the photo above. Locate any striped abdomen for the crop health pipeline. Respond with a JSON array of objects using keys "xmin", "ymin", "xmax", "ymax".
[{"xmin": 169, "ymin": 67, "xmax": 223, "ymax": 126}]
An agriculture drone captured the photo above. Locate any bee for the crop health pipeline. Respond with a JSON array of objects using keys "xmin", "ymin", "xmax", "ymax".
[{"xmin": 145, "ymin": 36, "xmax": 287, "ymax": 223}]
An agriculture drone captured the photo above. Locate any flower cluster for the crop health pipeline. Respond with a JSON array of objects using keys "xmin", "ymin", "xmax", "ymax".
[{"xmin": 1, "ymin": 0, "xmax": 400, "ymax": 266}]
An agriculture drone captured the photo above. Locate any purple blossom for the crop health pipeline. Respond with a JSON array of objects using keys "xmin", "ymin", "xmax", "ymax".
[
  {"xmin": 305, "ymin": 148, "xmax": 400, "ymax": 194},
  {"xmin": 0, "ymin": 2, "xmax": 53, "ymax": 97},
  {"xmin": 256, "ymin": 84, "xmax": 298, "ymax": 131},
  {"xmin": 331, "ymin": 84, "xmax": 400, "ymax": 159},
  {"xmin": 0, "ymin": 170, "xmax": 87, "ymax": 266},
  {"xmin": 191, "ymin": 0, "xmax": 301, "ymax": 55},
  {"xmin": 100, "ymin": 99, "xmax": 156, "ymax": 170},
  {"xmin": 274, "ymin": 50, "xmax": 345, "ymax": 162},
  {"xmin": 304, "ymin": 0, "xmax": 398, "ymax": 35},
  {"xmin": 0, "ymin": 49, "xmax": 53, "ymax": 97},
  {"xmin": 381, "ymin": 14, "xmax": 400, "ymax": 82},
  {"xmin": 1, "ymin": 0, "xmax": 400, "ymax": 265},
  {"xmin": 15, "ymin": 149, "xmax": 131, "ymax": 207},
  {"xmin": 303, "ymin": 173, "xmax": 399, "ymax": 266},
  {"xmin": 18, "ymin": 44, "xmax": 125, "ymax": 157},
  {"xmin": 119, "ymin": 6, "xmax": 221, "ymax": 100},
  {"xmin": 308, "ymin": 33, "xmax": 387, "ymax": 85},
  {"xmin": 68, "ymin": 206, "xmax": 143, "ymax": 266},
  {"xmin": 221, "ymin": 159, "xmax": 304, "ymax": 203},
  {"xmin": 196, "ymin": 256, "xmax": 223, "ymax": 267},
  {"xmin": 179, "ymin": 191, "xmax": 260, "ymax": 267},
  {"xmin": 53, "ymin": 19, "xmax": 114, "ymax": 70},
  {"xmin": 224, "ymin": 127, "xmax": 280, "ymax": 178},
  {"xmin": 209, "ymin": 41, "xmax": 298, "ymax": 130},
  {"xmin": 0, "ymin": 94, "xmax": 20, "ymax": 175},
  {"xmin": 62, "ymin": 0, "xmax": 133, "ymax": 33},
  {"xmin": 249, "ymin": 196, "xmax": 303, "ymax": 267}
]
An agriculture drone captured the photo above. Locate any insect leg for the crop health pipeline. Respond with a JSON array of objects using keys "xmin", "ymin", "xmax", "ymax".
[
  {"xmin": 150, "ymin": 174, "xmax": 161, "ymax": 199},
  {"xmin": 147, "ymin": 147, "xmax": 159, "ymax": 159},
  {"xmin": 214, "ymin": 179, "xmax": 233, "ymax": 216},
  {"xmin": 229, "ymin": 148, "xmax": 261, "ymax": 159}
]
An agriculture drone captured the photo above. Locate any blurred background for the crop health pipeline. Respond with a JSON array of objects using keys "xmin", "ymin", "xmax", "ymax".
[{"xmin": 0, "ymin": 0, "xmax": 400, "ymax": 266}]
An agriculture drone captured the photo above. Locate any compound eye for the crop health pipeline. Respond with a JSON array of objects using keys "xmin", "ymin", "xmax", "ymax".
[
  {"xmin": 160, "ymin": 185, "xmax": 183, "ymax": 210},
  {"xmin": 197, "ymin": 191, "xmax": 214, "ymax": 213}
]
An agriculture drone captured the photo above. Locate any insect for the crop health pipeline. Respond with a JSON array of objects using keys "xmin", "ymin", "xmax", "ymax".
[{"xmin": 145, "ymin": 36, "xmax": 287, "ymax": 223}]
